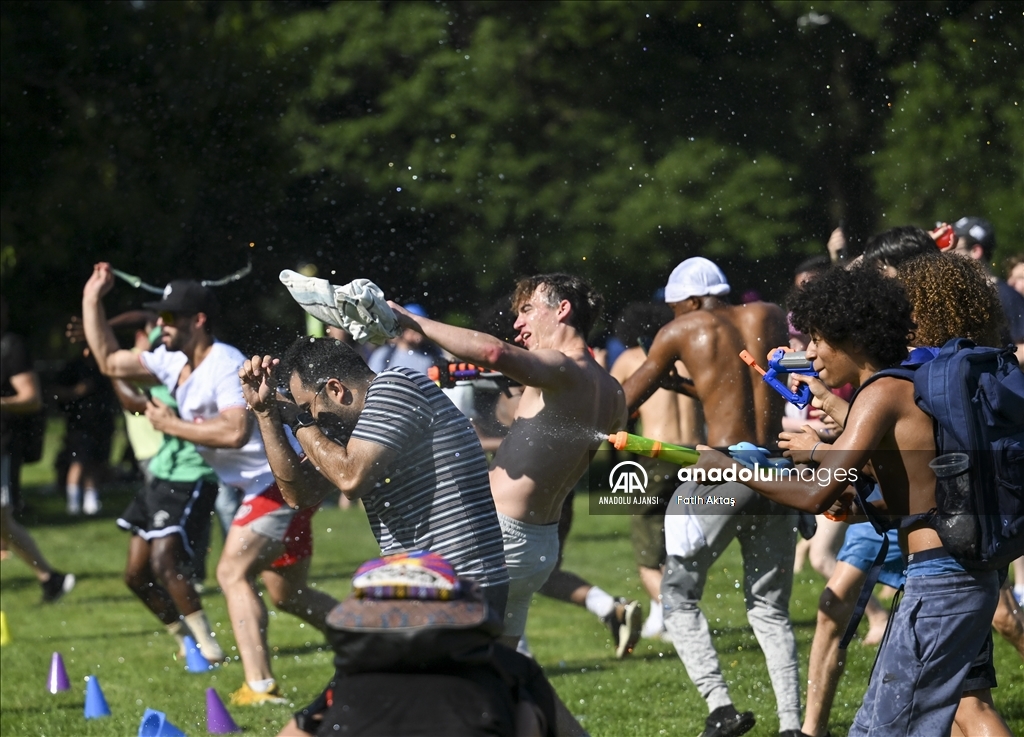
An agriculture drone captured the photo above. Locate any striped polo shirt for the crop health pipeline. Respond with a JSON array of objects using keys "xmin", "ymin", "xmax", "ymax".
[{"xmin": 350, "ymin": 367, "xmax": 508, "ymax": 589}]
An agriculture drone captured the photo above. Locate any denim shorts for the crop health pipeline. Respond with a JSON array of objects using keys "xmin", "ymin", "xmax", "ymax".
[
  {"xmin": 836, "ymin": 523, "xmax": 905, "ymax": 589},
  {"xmin": 848, "ymin": 561, "xmax": 999, "ymax": 736}
]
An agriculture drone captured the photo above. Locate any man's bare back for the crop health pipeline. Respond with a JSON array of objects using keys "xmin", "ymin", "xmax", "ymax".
[
  {"xmin": 624, "ymin": 300, "xmax": 787, "ymax": 448},
  {"xmin": 490, "ymin": 347, "xmax": 625, "ymax": 524}
]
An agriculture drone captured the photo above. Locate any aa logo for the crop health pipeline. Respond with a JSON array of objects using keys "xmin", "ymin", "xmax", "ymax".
[{"xmin": 608, "ymin": 461, "xmax": 648, "ymax": 494}]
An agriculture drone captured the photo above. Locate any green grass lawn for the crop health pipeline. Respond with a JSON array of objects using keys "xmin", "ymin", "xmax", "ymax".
[{"xmin": 2, "ymin": 487, "xmax": 1022, "ymax": 736}]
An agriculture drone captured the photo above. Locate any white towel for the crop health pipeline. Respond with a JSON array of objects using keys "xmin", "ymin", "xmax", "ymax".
[
  {"xmin": 664, "ymin": 512, "xmax": 707, "ymax": 558},
  {"xmin": 279, "ymin": 271, "xmax": 400, "ymax": 346}
]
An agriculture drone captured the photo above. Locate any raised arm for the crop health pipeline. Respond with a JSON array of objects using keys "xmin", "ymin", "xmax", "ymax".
[
  {"xmin": 238, "ymin": 355, "xmax": 339, "ymax": 508},
  {"xmin": 292, "ymin": 427, "xmax": 398, "ymax": 502},
  {"xmin": 389, "ymin": 302, "xmax": 576, "ymax": 389},
  {"xmin": 621, "ymin": 322, "xmax": 692, "ymax": 411},
  {"xmin": 81, "ymin": 263, "xmax": 157, "ymax": 382}
]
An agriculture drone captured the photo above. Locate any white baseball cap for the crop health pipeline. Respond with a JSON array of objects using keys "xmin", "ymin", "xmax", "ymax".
[{"xmin": 664, "ymin": 257, "xmax": 730, "ymax": 303}]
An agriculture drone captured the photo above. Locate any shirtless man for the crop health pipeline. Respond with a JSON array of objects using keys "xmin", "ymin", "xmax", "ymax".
[
  {"xmin": 609, "ymin": 301, "xmax": 703, "ymax": 639},
  {"xmin": 389, "ymin": 273, "xmax": 627, "ymax": 649},
  {"xmin": 694, "ymin": 264, "xmax": 1004, "ymax": 736},
  {"xmin": 621, "ymin": 257, "xmax": 800, "ymax": 737}
]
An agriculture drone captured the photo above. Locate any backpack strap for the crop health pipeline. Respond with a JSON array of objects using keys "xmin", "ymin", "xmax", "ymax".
[
  {"xmin": 838, "ymin": 367, "xmax": 915, "ymax": 650},
  {"xmin": 839, "ymin": 528, "xmax": 889, "ymax": 650}
]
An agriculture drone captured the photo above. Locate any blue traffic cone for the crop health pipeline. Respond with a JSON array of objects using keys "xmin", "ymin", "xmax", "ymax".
[
  {"xmin": 138, "ymin": 708, "xmax": 187, "ymax": 737},
  {"xmin": 184, "ymin": 635, "xmax": 212, "ymax": 673},
  {"xmin": 84, "ymin": 675, "xmax": 111, "ymax": 719}
]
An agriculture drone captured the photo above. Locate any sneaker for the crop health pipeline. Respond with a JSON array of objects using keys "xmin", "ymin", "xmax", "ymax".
[
  {"xmin": 41, "ymin": 572, "xmax": 76, "ymax": 603},
  {"xmin": 603, "ymin": 597, "xmax": 642, "ymax": 658},
  {"xmin": 699, "ymin": 705, "xmax": 755, "ymax": 737},
  {"xmin": 83, "ymin": 490, "xmax": 101, "ymax": 516},
  {"xmin": 229, "ymin": 682, "xmax": 288, "ymax": 706},
  {"xmin": 196, "ymin": 636, "xmax": 225, "ymax": 662},
  {"xmin": 516, "ymin": 634, "xmax": 534, "ymax": 659}
]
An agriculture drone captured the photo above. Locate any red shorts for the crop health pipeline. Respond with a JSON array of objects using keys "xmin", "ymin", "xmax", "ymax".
[{"xmin": 232, "ymin": 484, "xmax": 318, "ymax": 568}]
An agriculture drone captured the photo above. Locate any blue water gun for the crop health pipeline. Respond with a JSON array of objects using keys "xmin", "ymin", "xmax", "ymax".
[
  {"xmin": 740, "ymin": 347, "xmax": 819, "ymax": 410},
  {"xmin": 727, "ymin": 442, "xmax": 792, "ymax": 470}
]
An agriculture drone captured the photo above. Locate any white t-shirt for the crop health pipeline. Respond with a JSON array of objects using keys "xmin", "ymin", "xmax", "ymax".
[{"xmin": 139, "ymin": 342, "xmax": 276, "ymax": 500}]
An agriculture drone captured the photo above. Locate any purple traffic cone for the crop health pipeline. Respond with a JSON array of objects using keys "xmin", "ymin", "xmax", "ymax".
[
  {"xmin": 48, "ymin": 652, "xmax": 71, "ymax": 693},
  {"xmin": 206, "ymin": 688, "xmax": 242, "ymax": 733}
]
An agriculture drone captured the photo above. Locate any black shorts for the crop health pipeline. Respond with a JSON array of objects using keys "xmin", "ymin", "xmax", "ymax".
[
  {"xmin": 117, "ymin": 478, "xmax": 218, "ymax": 558},
  {"xmin": 962, "ymin": 630, "xmax": 997, "ymax": 692}
]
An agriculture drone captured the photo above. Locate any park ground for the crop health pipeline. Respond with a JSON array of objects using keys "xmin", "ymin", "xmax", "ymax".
[{"xmin": 1, "ymin": 426, "xmax": 1022, "ymax": 736}]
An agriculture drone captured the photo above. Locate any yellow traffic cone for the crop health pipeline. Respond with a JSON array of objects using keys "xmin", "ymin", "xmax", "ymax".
[{"xmin": 0, "ymin": 611, "xmax": 11, "ymax": 646}]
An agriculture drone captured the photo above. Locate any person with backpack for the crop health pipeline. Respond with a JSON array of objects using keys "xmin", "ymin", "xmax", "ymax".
[
  {"xmin": 780, "ymin": 252, "xmax": 1020, "ymax": 736},
  {"xmin": 277, "ymin": 551, "xmax": 556, "ymax": 737},
  {"xmin": 692, "ymin": 265, "xmax": 1015, "ymax": 736}
]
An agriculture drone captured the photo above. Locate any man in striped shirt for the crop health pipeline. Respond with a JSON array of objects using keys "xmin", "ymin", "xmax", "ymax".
[{"xmin": 239, "ymin": 338, "xmax": 509, "ymax": 614}]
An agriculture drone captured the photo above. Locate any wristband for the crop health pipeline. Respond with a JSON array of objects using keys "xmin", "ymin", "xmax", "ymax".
[
  {"xmin": 288, "ymin": 410, "xmax": 317, "ymax": 433},
  {"xmin": 809, "ymin": 441, "xmax": 823, "ymax": 463}
]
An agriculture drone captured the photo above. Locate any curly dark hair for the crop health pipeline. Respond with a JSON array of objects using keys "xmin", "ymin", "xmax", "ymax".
[
  {"xmin": 789, "ymin": 265, "xmax": 915, "ymax": 368},
  {"xmin": 896, "ymin": 253, "xmax": 1006, "ymax": 348},
  {"xmin": 511, "ymin": 273, "xmax": 604, "ymax": 338},
  {"xmin": 279, "ymin": 336, "xmax": 375, "ymax": 393},
  {"xmin": 613, "ymin": 302, "xmax": 674, "ymax": 349},
  {"xmin": 862, "ymin": 226, "xmax": 937, "ymax": 268}
]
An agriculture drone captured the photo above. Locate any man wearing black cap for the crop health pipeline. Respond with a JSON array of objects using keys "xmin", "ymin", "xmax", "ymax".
[
  {"xmin": 948, "ymin": 216, "xmax": 1024, "ymax": 359},
  {"xmin": 82, "ymin": 263, "xmax": 337, "ymax": 707}
]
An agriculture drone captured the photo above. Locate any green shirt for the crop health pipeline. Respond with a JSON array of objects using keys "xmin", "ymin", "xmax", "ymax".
[{"xmin": 146, "ymin": 385, "xmax": 218, "ymax": 484}]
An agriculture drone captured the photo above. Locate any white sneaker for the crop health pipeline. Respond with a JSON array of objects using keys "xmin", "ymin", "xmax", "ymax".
[
  {"xmin": 66, "ymin": 489, "xmax": 81, "ymax": 515},
  {"xmin": 83, "ymin": 490, "xmax": 101, "ymax": 516}
]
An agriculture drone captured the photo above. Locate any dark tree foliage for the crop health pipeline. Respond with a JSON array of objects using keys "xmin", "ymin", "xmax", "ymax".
[{"xmin": 1, "ymin": 1, "xmax": 1018, "ymax": 356}]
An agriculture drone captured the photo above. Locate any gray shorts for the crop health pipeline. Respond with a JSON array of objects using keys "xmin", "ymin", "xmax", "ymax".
[{"xmin": 498, "ymin": 513, "xmax": 559, "ymax": 638}]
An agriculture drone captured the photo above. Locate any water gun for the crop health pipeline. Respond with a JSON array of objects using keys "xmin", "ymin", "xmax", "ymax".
[
  {"xmin": 427, "ymin": 362, "xmax": 519, "ymax": 395},
  {"xmin": 608, "ymin": 433, "xmax": 792, "ymax": 470},
  {"xmin": 609, "ymin": 431, "xmax": 700, "ymax": 466},
  {"xmin": 740, "ymin": 347, "xmax": 818, "ymax": 409}
]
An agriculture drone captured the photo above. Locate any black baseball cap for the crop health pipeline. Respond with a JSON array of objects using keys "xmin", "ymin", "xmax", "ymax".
[
  {"xmin": 953, "ymin": 216, "xmax": 996, "ymax": 254},
  {"xmin": 143, "ymin": 280, "xmax": 219, "ymax": 317}
]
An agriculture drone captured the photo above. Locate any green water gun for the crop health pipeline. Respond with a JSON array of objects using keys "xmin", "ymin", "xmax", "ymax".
[{"xmin": 608, "ymin": 431, "xmax": 700, "ymax": 466}]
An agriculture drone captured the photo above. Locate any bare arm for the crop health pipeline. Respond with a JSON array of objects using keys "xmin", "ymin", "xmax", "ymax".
[
  {"xmin": 81, "ymin": 263, "xmax": 157, "ymax": 381},
  {"xmin": 694, "ymin": 382, "xmax": 897, "ymax": 513},
  {"xmin": 111, "ymin": 378, "xmax": 149, "ymax": 415},
  {"xmin": 793, "ymin": 374, "xmax": 849, "ymax": 429},
  {"xmin": 294, "ymin": 426, "xmax": 398, "ymax": 501},
  {"xmin": 389, "ymin": 302, "xmax": 576, "ymax": 389},
  {"xmin": 0, "ymin": 371, "xmax": 41, "ymax": 414},
  {"xmin": 237, "ymin": 355, "xmax": 338, "ymax": 508},
  {"xmin": 256, "ymin": 407, "xmax": 338, "ymax": 508},
  {"xmin": 145, "ymin": 401, "xmax": 252, "ymax": 449},
  {"xmin": 621, "ymin": 322, "xmax": 687, "ymax": 410}
]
